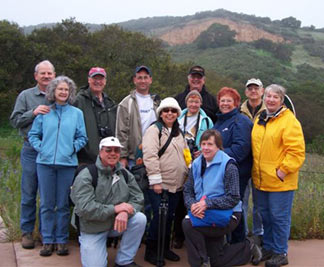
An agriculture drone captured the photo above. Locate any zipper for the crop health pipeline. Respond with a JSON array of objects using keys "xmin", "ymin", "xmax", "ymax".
[
  {"xmin": 257, "ymin": 127, "xmax": 266, "ymax": 188},
  {"xmin": 53, "ymin": 108, "xmax": 62, "ymax": 164}
]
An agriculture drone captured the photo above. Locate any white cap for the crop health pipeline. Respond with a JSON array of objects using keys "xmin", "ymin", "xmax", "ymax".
[
  {"xmin": 156, "ymin": 97, "xmax": 182, "ymax": 117},
  {"xmin": 99, "ymin": 137, "xmax": 123, "ymax": 150},
  {"xmin": 246, "ymin": 78, "xmax": 263, "ymax": 88}
]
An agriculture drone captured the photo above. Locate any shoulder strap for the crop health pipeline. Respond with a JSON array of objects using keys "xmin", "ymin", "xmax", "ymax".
[
  {"xmin": 204, "ymin": 117, "xmax": 210, "ymax": 129},
  {"xmin": 87, "ymin": 164, "xmax": 98, "ymax": 189},
  {"xmin": 120, "ymin": 169, "xmax": 129, "ymax": 183}
]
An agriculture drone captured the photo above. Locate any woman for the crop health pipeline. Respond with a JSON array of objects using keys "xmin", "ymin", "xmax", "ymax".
[
  {"xmin": 175, "ymin": 90, "xmax": 213, "ymax": 248},
  {"xmin": 252, "ymin": 84, "xmax": 305, "ymax": 267},
  {"xmin": 28, "ymin": 76, "xmax": 87, "ymax": 257},
  {"xmin": 213, "ymin": 87, "xmax": 253, "ymax": 243},
  {"xmin": 142, "ymin": 97, "xmax": 189, "ymax": 265},
  {"xmin": 182, "ymin": 129, "xmax": 261, "ymax": 267},
  {"xmin": 178, "ymin": 90, "xmax": 213, "ymax": 155}
]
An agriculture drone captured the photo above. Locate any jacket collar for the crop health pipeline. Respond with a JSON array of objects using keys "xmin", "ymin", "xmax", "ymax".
[{"xmin": 216, "ymin": 108, "xmax": 239, "ymax": 122}]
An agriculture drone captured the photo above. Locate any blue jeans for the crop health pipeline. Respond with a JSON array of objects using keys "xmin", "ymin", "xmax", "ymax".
[
  {"xmin": 79, "ymin": 212, "xmax": 146, "ymax": 267},
  {"xmin": 242, "ymin": 180, "xmax": 263, "ymax": 236},
  {"xmin": 37, "ymin": 164, "xmax": 75, "ymax": 244},
  {"xmin": 255, "ymin": 189, "xmax": 295, "ymax": 254},
  {"xmin": 20, "ymin": 141, "xmax": 39, "ymax": 234},
  {"xmin": 147, "ymin": 189, "xmax": 180, "ymax": 242}
]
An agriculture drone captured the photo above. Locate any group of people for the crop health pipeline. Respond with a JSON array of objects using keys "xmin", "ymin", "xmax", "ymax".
[{"xmin": 10, "ymin": 60, "xmax": 305, "ymax": 267}]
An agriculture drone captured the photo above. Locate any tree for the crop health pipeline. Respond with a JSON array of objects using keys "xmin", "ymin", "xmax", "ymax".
[
  {"xmin": 280, "ymin": 17, "xmax": 301, "ymax": 29},
  {"xmin": 196, "ymin": 23, "xmax": 236, "ymax": 49}
]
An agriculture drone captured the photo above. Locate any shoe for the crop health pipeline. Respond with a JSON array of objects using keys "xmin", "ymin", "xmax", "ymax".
[
  {"xmin": 115, "ymin": 262, "xmax": 142, "ymax": 267},
  {"xmin": 21, "ymin": 233, "xmax": 35, "ymax": 249},
  {"xmin": 250, "ymin": 243, "xmax": 262, "ymax": 265},
  {"xmin": 164, "ymin": 249, "xmax": 180, "ymax": 261},
  {"xmin": 173, "ymin": 238, "xmax": 184, "ymax": 249},
  {"xmin": 251, "ymin": 235, "xmax": 263, "ymax": 247},
  {"xmin": 56, "ymin": 243, "xmax": 69, "ymax": 256},
  {"xmin": 261, "ymin": 248, "xmax": 274, "ymax": 261},
  {"xmin": 201, "ymin": 257, "xmax": 211, "ymax": 267},
  {"xmin": 40, "ymin": 244, "xmax": 54, "ymax": 257},
  {"xmin": 265, "ymin": 253, "xmax": 288, "ymax": 267},
  {"xmin": 144, "ymin": 241, "xmax": 165, "ymax": 266}
]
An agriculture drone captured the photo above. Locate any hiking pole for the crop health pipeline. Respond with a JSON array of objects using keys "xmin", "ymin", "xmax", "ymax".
[{"xmin": 157, "ymin": 190, "xmax": 169, "ymax": 267}]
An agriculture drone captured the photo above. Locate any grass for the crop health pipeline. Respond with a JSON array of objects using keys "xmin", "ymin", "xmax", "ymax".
[
  {"xmin": 1, "ymin": 127, "xmax": 324, "ymax": 241},
  {"xmin": 291, "ymin": 45, "xmax": 324, "ymax": 70}
]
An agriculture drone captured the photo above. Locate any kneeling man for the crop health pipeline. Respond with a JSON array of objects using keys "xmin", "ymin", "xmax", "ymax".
[{"xmin": 71, "ymin": 137, "xmax": 146, "ymax": 267}]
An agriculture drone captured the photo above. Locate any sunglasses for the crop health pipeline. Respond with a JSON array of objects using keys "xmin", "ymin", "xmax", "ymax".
[
  {"xmin": 162, "ymin": 108, "xmax": 178, "ymax": 113},
  {"xmin": 103, "ymin": 147, "xmax": 121, "ymax": 153}
]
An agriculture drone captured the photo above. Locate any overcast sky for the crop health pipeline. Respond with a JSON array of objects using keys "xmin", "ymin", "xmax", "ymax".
[{"xmin": 1, "ymin": 0, "xmax": 323, "ymax": 28}]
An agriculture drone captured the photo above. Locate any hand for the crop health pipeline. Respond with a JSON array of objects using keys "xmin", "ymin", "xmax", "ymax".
[
  {"xmin": 114, "ymin": 211, "xmax": 128, "ymax": 233},
  {"xmin": 119, "ymin": 158, "xmax": 128, "ymax": 168},
  {"xmin": 191, "ymin": 199, "xmax": 207, "ymax": 218},
  {"xmin": 153, "ymin": 183, "xmax": 163, "ymax": 194},
  {"xmin": 276, "ymin": 169, "xmax": 286, "ymax": 181},
  {"xmin": 114, "ymin": 203, "xmax": 134, "ymax": 215},
  {"xmin": 33, "ymin": 105, "xmax": 50, "ymax": 116}
]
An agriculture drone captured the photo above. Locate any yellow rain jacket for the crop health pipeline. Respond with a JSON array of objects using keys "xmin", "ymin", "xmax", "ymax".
[{"xmin": 252, "ymin": 108, "xmax": 305, "ymax": 192}]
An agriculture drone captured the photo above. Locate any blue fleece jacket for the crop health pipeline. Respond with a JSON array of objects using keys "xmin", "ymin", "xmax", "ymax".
[{"xmin": 28, "ymin": 103, "xmax": 88, "ymax": 166}]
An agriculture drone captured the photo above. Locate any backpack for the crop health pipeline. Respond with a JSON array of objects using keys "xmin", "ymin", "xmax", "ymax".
[{"xmin": 71, "ymin": 163, "xmax": 129, "ymax": 236}]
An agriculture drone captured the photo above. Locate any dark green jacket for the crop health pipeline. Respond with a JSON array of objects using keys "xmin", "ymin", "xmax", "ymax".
[{"xmin": 74, "ymin": 86, "xmax": 117, "ymax": 163}]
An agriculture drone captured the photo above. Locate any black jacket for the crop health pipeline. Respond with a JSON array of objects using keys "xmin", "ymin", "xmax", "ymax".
[{"xmin": 175, "ymin": 85, "xmax": 218, "ymax": 123}]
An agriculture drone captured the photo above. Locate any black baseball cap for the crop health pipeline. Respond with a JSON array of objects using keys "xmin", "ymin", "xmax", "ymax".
[{"xmin": 188, "ymin": 65, "xmax": 205, "ymax": 77}]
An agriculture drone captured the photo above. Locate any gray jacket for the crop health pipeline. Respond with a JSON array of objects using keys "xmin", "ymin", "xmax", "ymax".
[
  {"xmin": 70, "ymin": 156, "xmax": 144, "ymax": 234},
  {"xmin": 10, "ymin": 85, "xmax": 49, "ymax": 138},
  {"xmin": 116, "ymin": 90, "xmax": 159, "ymax": 160}
]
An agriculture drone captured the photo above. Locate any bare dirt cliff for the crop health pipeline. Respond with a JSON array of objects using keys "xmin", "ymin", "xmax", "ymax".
[{"xmin": 159, "ymin": 18, "xmax": 285, "ymax": 46}]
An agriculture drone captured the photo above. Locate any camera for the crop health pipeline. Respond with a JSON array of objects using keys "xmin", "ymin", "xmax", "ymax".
[
  {"xmin": 187, "ymin": 138, "xmax": 198, "ymax": 158},
  {"xmin": 99, "ymin": 126, "xmax": 113, "ymax": 138}
]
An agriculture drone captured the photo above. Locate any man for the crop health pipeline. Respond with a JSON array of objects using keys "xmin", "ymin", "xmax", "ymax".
[
  {"xmin": 10, "ymin": 60, "xmax": 56, "ymax": 249},
  {"xmin": 74, "ymin": 67, "xmax": 117, "ymax": 164},
  {"xmin": 241, "ymin": 78, "xmax": 266, "ymax": 246},
  {"xmin": 241, "ymin": 78, "xmax": 266, "ymax": 122},
  {"xmin": 116, "ymin": 65, "xmax": 160, "ymax": 168},
  {"xmin": 70, "ymin": 137, "xmax": 146, "ymax": 267},
  {"xmin": 175, "ymin": 65, "xmax": 218, "ymax": 123}
]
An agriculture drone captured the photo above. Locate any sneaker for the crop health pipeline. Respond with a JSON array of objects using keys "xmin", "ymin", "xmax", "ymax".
[
  {"xmin": 261, "ymin": 248, "xmax": 274, "ymax": 261},
  {"xmin": 40, "ymin": 244, "xmax": 54, "ymax": 257},
  {"xmin": 115, "ymin": 262, "xmax": 142, "ymax": 267},
  {"xmin": 173, "ymin": 238, "xmax": 184, "ymax": 249},
  {"xmin": 56, "ymin": 243, "xmax": 69, "ymax": 256},
  {"xmin": 265, "ymin": 253, "xmax": 288, "ymax": 267},
  {"xmin": 164, "ymin": 249, "xmax": 180, "ymax": 261},
  {"xmin": 21, "ymin": 233, "xmax": 35, "ymax": 249},
  {"xmin": 250, "ymin": 243, "xmax": 262, "ymax": 265},
  {"xmin": 251, "ymin": 235, "xmax": 263, "ymax": 247},
  {"xmin": 201, "ymin": 257, "xmax": 211, "ymax": 267}
]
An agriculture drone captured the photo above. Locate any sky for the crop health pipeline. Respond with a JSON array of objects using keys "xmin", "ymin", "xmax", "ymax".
[{"xmin": 1, "ymin": 0, "xmax": 323, "ymax": 28}]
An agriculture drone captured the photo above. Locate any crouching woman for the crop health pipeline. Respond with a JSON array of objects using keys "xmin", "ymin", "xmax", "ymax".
[{"xmin": 182, "ymin": 129, "xmax": 261, "ymax": 267}]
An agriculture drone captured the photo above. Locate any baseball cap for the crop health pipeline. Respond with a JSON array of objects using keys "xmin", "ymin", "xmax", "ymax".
[
  {"xmin": 88, "ymin": 67, "xmax": 107, "ymax": 78},
  {"xmin": 188, "ymin": 65, "xmax": 205, "ymax": 76},
  {"xmin": 99, "ymin": 137, "xmax": 123, "ymax": 150},
  {"xmin": 135, "ymin": 65, "xmax": 152, "ymax": 76},
  {"xmin": 246, "ymin": 78, "xmax": 263, "ymax": 88}
]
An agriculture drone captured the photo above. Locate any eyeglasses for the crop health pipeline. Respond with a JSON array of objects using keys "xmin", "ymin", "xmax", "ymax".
[
  {"xmin": 103, "ymin": 147, "xmax": 121, "ymax": 153},
  {"xmin": 247, "ymin": 86, "xmax": 260, "ymax": 91},
  {"xmin": 162, "ymin": 108, "xmax": 178, "ymax": 113}
]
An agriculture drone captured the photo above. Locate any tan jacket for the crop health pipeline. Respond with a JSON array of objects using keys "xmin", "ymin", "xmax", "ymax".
[
  {"xmin": 142, "ymin": 123, "xmax": 188, "ymax": 193},
  {"xmin": 240, "ymin": 100, "xmax": 266, "ymax": 123},
  {"xmin": 116, "ymin": 90, "xmax": 159, "ymax": 160}
]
